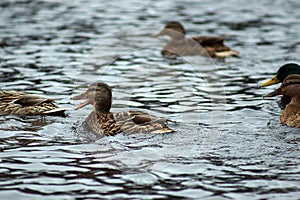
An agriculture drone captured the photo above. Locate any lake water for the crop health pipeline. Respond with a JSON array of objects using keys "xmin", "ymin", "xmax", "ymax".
[{"xmin": 0, "ymin": 0, "xmax": 300, "ymax": 199}]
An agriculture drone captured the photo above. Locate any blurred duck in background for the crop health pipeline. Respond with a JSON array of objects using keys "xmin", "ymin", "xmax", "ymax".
[{"xmin": 155, "ymin": 21, "xmax": 239, "ymax": 58}]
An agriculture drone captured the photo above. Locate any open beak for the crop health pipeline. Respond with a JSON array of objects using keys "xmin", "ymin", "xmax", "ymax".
[
  {"xmin": 264, "ymin": 87, "xmax": 282, "ymax": 98},
  {"xmin": 70, "ymin": 94, "xmax": 91, "ymax": 110},
  {"xmin": 260, "ymin": 75, "xmax": 280, "ymax": 87}
]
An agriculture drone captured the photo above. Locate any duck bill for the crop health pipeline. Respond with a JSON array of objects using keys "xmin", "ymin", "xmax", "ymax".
[
  {"xmin": 260, "ymin": 75, "xmax": 280, "ymax": 87},
  {"xmin": 264, "ymin": 88, "xmax": 282, "ymax": 97},
  {"xmin": 71, "ymin": 94, "xmax": 91, "ymax": 110},
  {"xmin": 153, "ymin": 29, "xmax": 166, "ymax": 37}
]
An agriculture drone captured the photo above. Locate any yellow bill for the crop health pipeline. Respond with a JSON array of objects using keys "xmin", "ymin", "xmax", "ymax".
[{"xmin": 260, "ymin": 75, "xmax": 280, "ymax": 87}]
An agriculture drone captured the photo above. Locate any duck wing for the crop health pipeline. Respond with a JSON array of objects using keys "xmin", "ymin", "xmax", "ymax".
[
  {"xmin": 128, "ymin": 111, "xmax": 168, "ymax": 125},
  {"xmin": 192, "ymin": 36, "xmax": 238, "ymax": 57},
  {"xmin": 13, "ymin": 94, "xmax": 58, "ymax": 107},
  {"xmin": 112, "ymin": 111, "xmax": 174, "ymax": 134},
  {"xmin": 192, "ymin": 36, "xmax": 225, "ymax": 46}
]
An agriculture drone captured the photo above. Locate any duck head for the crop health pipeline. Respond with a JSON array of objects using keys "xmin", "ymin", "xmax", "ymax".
[
  {"xmin": 71, "ymin": 82, "xmax": 112, "ymax": 114},
  {"xmin": 155, "ymin": 21, "xmax": 186, "ymax": 40},
  {"xmin": 265, "ymin": 74, "xmax": 300, "ymax": 98},
  {"xmin": 261, "ymin": 63, "xmax": 300, "ymax": 87}
]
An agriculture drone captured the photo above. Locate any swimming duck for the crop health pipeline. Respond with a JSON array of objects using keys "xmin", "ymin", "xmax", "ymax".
[
  {"xmin": 260, "ymin": 63, "xmax": 300, "ymax": 108},
  {"xmin": 71, "ymin": 82, "xmax": 175, "ymax": 136},
  {"xmin": 0, "ymin": 90, "xmax": 67, "ymax": 116},
  {"xmin": 156, "ymin": 21, "xmax": 239, "ymax": 58},
  {"xmin": 265, "ymin": 74, "xmax": 300, "ymax": 128}
]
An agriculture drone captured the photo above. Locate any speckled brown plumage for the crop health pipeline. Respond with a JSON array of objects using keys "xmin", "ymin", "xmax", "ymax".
[
  {"xmin": 71, "ymin": 82, "xmax": 175, "ymax": 136},
  {"xmin": 0, "ymin": 90, "xmax": 67, "ymax": 116},
  {"xmin": 266, "ymin": 74, "xmax": 300, "ymax": 128},
  {"xmin": 156, "ymin": 21, "xmax": 239, "ymax": 58}
]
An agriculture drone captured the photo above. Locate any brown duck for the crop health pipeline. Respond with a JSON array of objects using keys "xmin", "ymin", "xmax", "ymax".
[
  {"xmin": 156, "ymin": 21, "xmax": 239, "ymax": 58},
  {"xmin": 71, "ymin": 82, "xmax": 175, "ymax": 136},
  {"xmin": 0, "ymin": 90, "xmax": 67, "ymax": 116},
  {"xmin": 265, "ymin": 74, "xmax": 300, "ymax": 128}
]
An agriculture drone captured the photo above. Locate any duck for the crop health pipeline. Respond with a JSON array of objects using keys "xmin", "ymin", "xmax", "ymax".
[
  {"xmin": 0, "ymin": 90, "xmax": 68, "ymax": 116},
  {"xmin": 71, "ymin": 82, "xmax": 175, "ymax": 136},
  {"xmin": 260, "ymin": 63, "xmax": 300, "ymax": 108},
  {"xmin": 155, "ymin": 21, "xmax": 239, "ymax": 58},
  {"xmin": 265, "ymin": 74, "xmax": 300, "ymax": 128}
]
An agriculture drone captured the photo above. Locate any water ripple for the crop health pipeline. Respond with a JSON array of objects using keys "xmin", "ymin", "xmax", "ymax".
[{"xmin": 0, "ymin": 0, "xmax": 300, "ymax": 199}]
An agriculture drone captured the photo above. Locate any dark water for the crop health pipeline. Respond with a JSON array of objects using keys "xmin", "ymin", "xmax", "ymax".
[{"xmin": 1, "ymin": 0, "xmax": 300, "ymax": 199}]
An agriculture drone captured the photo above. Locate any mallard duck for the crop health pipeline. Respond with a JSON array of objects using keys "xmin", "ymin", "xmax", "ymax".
[
  {"xmin": 260, "ymin": 63, "xmax": 300, "ymax": 108},
  {"xmin": 0, "ymin": 90, "xmax": 68, "ymax": 116},
  {"xmin": 155, "ymin": 21, "xmax": 239, "ymax": 58},
  {"xmin": 265, "ymin": 74, "xmax": 300, "ymax": 128},
  {"xmin": 71, "ymin": 82, "xmax": 175, "ymax": 136}
]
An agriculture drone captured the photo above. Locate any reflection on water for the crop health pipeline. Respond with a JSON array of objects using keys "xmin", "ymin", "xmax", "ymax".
[{"xmin": 0, "ymin": 0, "xmax": 300, "ymax": 199}]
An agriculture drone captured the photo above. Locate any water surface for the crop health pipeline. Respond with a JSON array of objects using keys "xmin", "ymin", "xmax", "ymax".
[{"xmin": 0, "ymin": 0, "xmax": 300, "ymax": 199}]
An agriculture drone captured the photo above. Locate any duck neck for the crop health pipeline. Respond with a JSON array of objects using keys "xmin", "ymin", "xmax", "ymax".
[{"xmin": 93, "ymin": 99, "xmax": 111, "ymax": 114}]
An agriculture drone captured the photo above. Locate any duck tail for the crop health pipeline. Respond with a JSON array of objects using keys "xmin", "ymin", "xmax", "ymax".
[
  {"xmin": 152, "ymin": 126, "xmax": 176, "ymax": 134},
  {"xmin": 44, "ymin": 107, "xmax": 70, "ymax": 116},
  {"xmin": 215, "ymin": 50, "xmax": 239, "ymax": 58}
]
